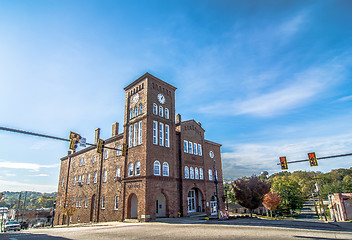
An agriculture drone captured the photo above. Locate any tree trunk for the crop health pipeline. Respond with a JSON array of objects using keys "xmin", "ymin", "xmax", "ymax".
[{"xmin": 270, "ymin": 210, "xmax": 272, "ymax": 218}]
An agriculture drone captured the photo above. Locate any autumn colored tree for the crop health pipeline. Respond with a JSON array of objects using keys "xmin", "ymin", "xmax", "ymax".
[
  {"xmin": 59, "ymin": 195, "xmax": 76, "ymax": 226},
  {"xmin": 263, "ymin": 190, "xmax": 281, "ymax": 217},
  {"xmin": 232, "ymin": 176, "xmax": 271, "ymax": 217}
]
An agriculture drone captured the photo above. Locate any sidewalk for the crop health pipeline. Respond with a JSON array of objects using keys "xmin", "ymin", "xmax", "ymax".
[{"xmin": 328, "ymin": 221, "xmax": 352, "ymax": 231}]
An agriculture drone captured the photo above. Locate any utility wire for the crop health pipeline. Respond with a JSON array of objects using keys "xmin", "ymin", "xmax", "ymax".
[{"xmin": 0, "ymin": 126, "xmax": 120, "ymax": 151}]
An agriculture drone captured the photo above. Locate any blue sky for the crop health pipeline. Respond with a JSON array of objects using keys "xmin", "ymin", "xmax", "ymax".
[{"xmin": 0, "ymin": 0, "xmax": 351, "ymax": 192}]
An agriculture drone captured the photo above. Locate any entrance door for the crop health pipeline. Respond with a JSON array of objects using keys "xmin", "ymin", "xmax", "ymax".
[
  {"xmin": 155, "ymin": 193, "xmax": 166, "ymax": 217},
  {"xmin": 130, "ymin": 194, "xmax": 138, "ymax": 219},
  {"xmin": 187, "ymin": 190, "xmax": 196, "ymax": 213},
  {"xmin": 210, "ymin": 196, "xmax": 217, "ymax": 215}
]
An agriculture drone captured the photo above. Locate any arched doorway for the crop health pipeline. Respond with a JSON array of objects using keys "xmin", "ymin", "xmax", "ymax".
[
  {"xmin": 90, "ymin": 194, "xmax": 96, "ymax": 221},
  {"xmin": 187, "ymin": 188, "xmax": 203, "ymax": 213},
  {"xmin": 155, "ymin": 192, "xmax": 166, "ymax": 218},
  {"xmin": 129, "ymin": 194, "xmax": 138, "ymax": 219}
]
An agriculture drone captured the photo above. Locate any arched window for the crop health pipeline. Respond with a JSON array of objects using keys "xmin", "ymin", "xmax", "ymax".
[
  {"xmin": 135, "ymin": 161, "xmax": 140, "ymax": 176},
  {"xmin": 185, "ymin": 166, "xmax": 189, "ymax": 179},
  {"xmin": 195, "ymin": 167, "xmax": 199, "ymax": 179},
  {"xmin": 134, "ymin": 106, "xmax": 138, "ymax": 117},
  {"xmin": 128, "ymin": 163, "xmax": 134, "ymax": 176},
  {"xmin": 163, "ymin": 162, "xmax": 169, "ymax": 176},
  {"xmin": 154, "ymin": 161, "xmax": 161, "ymax": 176},
  {"xmin": 199, "ymin": 168, "xmax": 204, "ymax": 180},
  {"xmin": 139, "ymin": 103, "xmax": 143, "ymax": 115},
  {"xmin": 190, "ymin": 167, "xmax": 194, "ymax": 179},
  {"xmin": 153, "ymin": 103, "xmax": 158, "ymax": 115},
  {"xmin": 165, "ymin": 108, "xmax": 169, "ymax": 119},
  {"xmin": 130, "ymin": 108, "xmax": 133, "ymax": 119},
  {"xmin": 159, "ymin": 106, "xmax": 163, "ymax": 117}
]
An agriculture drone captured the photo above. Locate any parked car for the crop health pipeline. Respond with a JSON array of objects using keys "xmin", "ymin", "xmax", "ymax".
[{"xmin": 4, "ymin": 221, "xmax": 21, "ymax": 232}]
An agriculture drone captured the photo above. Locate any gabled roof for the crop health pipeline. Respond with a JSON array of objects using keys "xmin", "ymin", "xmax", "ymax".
[{"xmin": 124, "ymin": 72, "xmax": 177, "ymax": 91}]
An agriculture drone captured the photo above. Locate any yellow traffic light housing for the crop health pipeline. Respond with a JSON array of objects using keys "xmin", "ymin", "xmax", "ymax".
[
  {"xmin": 308, "ymin": 152, "xmax": 318, "ymax": 167},
  {"xmin": 97, "ymin": 139, "xmax": 104, "ymax": 153},
  {"xmin": 69, "ymin": 131, "xmax": 81, "ymax": 153},
  {"xmin": 122, "ymin": 143, "xmax": 128, "ymax": 156},
  {"xmin": 279, "ymin": 156, "xmax": 288, "ymax": 170}
]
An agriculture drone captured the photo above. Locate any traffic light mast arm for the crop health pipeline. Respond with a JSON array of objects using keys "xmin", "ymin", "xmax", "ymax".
[{"xmin": 276, "ymin": 152, "xmax": 352, "ymax": 165}]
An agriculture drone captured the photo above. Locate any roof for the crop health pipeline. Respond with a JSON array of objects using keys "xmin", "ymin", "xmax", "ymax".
[
  {"xmin": 124, "ymin": 72, "xmax": 177, "ymax": 91},
  {"xmin": 180, "ymin": 119, "xmax": 205, "ymax": 132}
]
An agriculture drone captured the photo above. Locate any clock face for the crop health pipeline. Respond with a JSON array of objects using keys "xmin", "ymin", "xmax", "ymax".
[
  {"xmin": 157, "ymin": 93, "xmax": 165, "ymax": 104},
  {"xmin": 132, "ymin": 93, "xmax": 140, "ymax": 104},
  {"xmin": 209, "ymin": 151, "xmax": 214, "ymax": 158}
]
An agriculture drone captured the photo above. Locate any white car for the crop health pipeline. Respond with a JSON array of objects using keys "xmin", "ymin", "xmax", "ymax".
[{"xmin": 4, "ymin": 221, "xmax": 21, "ymax": 232}]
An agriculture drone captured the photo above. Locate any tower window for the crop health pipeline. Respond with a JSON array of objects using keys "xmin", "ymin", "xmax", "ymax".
[
  {"xmin": 184, "ymin": 140, "xmax": 188, "ymax": 153},
  {"xmin": 165, "ymin": 124, "xmax": 170, "ymax": 148},
  {"xmin": 195, "ymin": 167, "xmax": 199, "ymax": 179},
  {"xmin": 139, "ymin": 103, "xmax": 143, "ymax": 115},
  {"xmin": 165, "ymin": 108, "xmax": 169, "ymax": 119},
  {"xmin": 159, "ymin": 106, "xmax": 163, "ymax": 117},
  {"xmin": 159, "ymin": 123, "xmax": 164, "ymax": 146},
  {"xmin": 133, "ymin": 123, "xmax": 138, "ymax": 147},
  {"xmin": 198, "ymin": 144, "xmax": 202, "ymax": 156},
  {"xmin": 190, "ymin": 167, "xmax": 194, "ymax": 179},
  {"xmin": 128, "ymin": 163, "xmax": 134, "ymax": 176},
  {"xmin": 129, "ymin": 125, "xmax": 133, "ymax": 148},
  {"xmin": 194, "ymin": 143, "xmax": 198, "ymax": 155},
  {"xmin": 135, "ymin": 161, "xmax": 140, "ymax": 176},
  {"xmin": 130, "ymin": 108, "xmax": 133, "ymax": 119},
  {"xmin": 185, "ymin": 166, "xmax": 189, "ymax": 179},
  {"xmin": 138, "ymin": 121, "xmax": 142, "ymax": 145},
  {"xmin": 189, "ymin": 142, "xmax": 193, "ymax": 154},
  {"xmin": 134, "ymin": 106, "xmax": 138, "ymax": 117},
  {"xmin": 153, "ymin": 121, "xmax": 158, "ymax": 145},
  {"xmin": 153, "ymin": 103, "xmax": 158, "ymax": 115},
  {"xmin": 154, "ymin": 161, "xmax": 161, "ymax": 176}
]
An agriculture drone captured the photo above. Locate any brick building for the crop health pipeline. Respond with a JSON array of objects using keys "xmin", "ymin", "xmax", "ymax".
[{"xmin": 55, "ymin": 73, "xmax": 224, "ymax": 225}]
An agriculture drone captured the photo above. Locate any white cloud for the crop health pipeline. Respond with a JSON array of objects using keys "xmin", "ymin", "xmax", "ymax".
[
  {"xmin": 337, "ymin": 95, "xmax": 352, "ymax": 102},
  {"xmin": 277, "ymin": 13, "xmax": 306, "ymax": 40},
  {"xmin": 200, "ymin": 63, "xmax": 343, "ymax": 117},
  {"xmin": 0, "ymin": 179, "xmax": 56, "ymax": 192},
  {"xmin": 0, "ymin": 160, "xmax": 59, "ymax": 171},
  {"xmin": 30, "ymin": 174, "xmax": 49, "ymax": 177}
]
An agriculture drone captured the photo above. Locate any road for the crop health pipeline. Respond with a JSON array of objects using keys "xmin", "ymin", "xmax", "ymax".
[{"xmin": 0, "ymin": 218, "xmax": 351, "ymax": 240}]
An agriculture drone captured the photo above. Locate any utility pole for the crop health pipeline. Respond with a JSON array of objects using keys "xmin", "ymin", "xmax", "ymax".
[
  {"xmin": 16, "ymin": 192, "xmax": 22, "ymax": 222},
  {"xmin": 22, "ymin": 191, "xmax": 27, "ymax": 224}
]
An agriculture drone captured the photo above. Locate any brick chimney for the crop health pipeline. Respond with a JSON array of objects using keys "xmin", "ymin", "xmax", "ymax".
[
  {"xmin": 112, "ymin": 122, "xmax": 119, "ymax": 137},
  {"xmin": 95, "ymin": 128, "xmax": 100, "ymax": 144},
  {"xmin": 176, "ymin": 114, "xmax": 181, "ymax": 125}
]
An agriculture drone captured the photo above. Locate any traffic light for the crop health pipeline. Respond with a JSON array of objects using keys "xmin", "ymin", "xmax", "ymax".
[
  {"xmin": 69, "ymin": 131, "xmax": 81, "ymax": 153},
  {"xmin": 308, "ymin": 152, "xmax": 318, "ymax": 167},
  {"xmin": 279, "ymin": 156, "xmax": 288, "ymax": 170},
  {"xmin": 122, "ymin": 143, "xmax": 128, "ymax": 156},
  {"xmin": 97, "ymin": 139, "xmax": 104, "ymax": 153}
]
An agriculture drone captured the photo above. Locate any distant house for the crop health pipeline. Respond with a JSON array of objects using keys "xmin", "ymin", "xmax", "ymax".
[
  {"xmin": 329, "ymin": 193, "xmax": 352, "ymax": 221},
  {"xmin": 0, "ymin": 207, "xmax": 9, "ymax": 221}
]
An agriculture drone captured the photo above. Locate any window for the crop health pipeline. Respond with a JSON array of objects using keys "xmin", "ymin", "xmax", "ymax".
[
  {"xmin": 165, "ymin": 108, "xmax": 169, "ymax": 119},
  {"xmin": 208, "ymin": 169, "xmax": 213, "ymax": 180},
  {"xmin": 101, "ymin": 195, "xmax": 105, "ymax": 209},
  {"xmin": 83, "ymin": 157, "xmax": 85, "ymax": 166},
  {"xmin": 85, "ymin": 196, "xmax": 88, "ymax": 208},
  {"xmin": 153, "ymin": 103, "xmax": 158, "ymax": 115},
  {"xmin": 190, "ymin": 167, "xmax": 194, "ymax": 179},
  {"xmin": 116, "ymin": 167, "xmax": 121, "ymax": 178},
  {"xmin": 153, "ymin": 121, "xmax": 158, "ymax": 145},
  {"xmin": 154, "ymin": 161, "xmax": 161, "ymax": 176},
  {"xmin": 138, "ymin": 121, "xmax": 142, "ymax": 145},
  {"xmin": 194, "ymin": 143, "xmax": 198, "ymax": 155},
  {"xmin": 79, "ymin": 196, "xmax": 82, "ymax": 208},
  {"xmin": 159, "ymin": 106, "xmax": 163, "ymax": 117},
  {"xmin": 184, "ymin": 140, "xmax": 188, "ymax": 153},
  {"xmin": 139, "ymin": 103, "xmax": 143, "ymax": 115},
  {"xmin": 135, "ymin": 161, "xmax": 140, "ymax": 175},
  {"xmin": 103, "ymin": 170, "xmax": 107, "ymax": 182},
  {"xmin": 198, "ymin": 144, "xmax": 202, "ymax": 156},
  {"xmin": 104, "ymin": 149, "xmax": 109, "ymax": 159},
  {"xmin": 81, "ymin": 174, "xmax": 84, "ymax": 184},
  {"xmin": 117, "ymin": 145, "xmax": 122, "ymax": 156},
  {"xmin": 189, "ymin": 142, "xmax": 193, "ymax": 154},
  {"xmin": 61, "ymin": 178, "xmax": 64, "ymax": 187},
  {"xmin": 92, "ymin": 156, "xmax": 96, "ymax": 163},
  {"xmin": 185, "ymin": 166, "xmax": 189, "ymax": 179},
  {"xmin": 78, "ymin": 175, "xmax": 81, "ymax": 184},
  {"xmin": 59, "ymin": 197, "xmax": 62, "ymax": 206},
  {"xmin": 73, "ymin": 176, "xmax": 76, "ymax": 186},
  {"xmin": 133, "ymin": 123, "xmax": 137, "ymax": 147},
  {"xmin": 87, "ymin": 173, "xmax": 90, "ymax": 184},
  {"xmin": 130, "ymin": 108, "xmax": 133, "ymax": 119},
  {"xmin": 134, "ymin": 106, "xmax": 138, "ymax": 117},
  {"xmin": 163, "ymin": 162, "xmax": 169, "ymax": 176},
  {"xmin": 72, "ymin": 162, "xmax": 75, "ymax": 169},
  {"xmin": 159, "ymin": 123, "xmax": 164, "ymax": 146},
  {"xmin": 195, "ymin": 167, "xmax": 199, "ymax": 179},
  {"xmin": 200, "ymin": 168, "xmax": 204, "ymax": 180},
  {"xmin": 94, "ymin": 171, "xmax": 97, "ymax": 183},
  {"xmin": 129, "ymin": 125, "xmax": 133, "ymax": 147},
  {"xmin": 76, "ymin": 196, "xmax": 79, "ymax": 207},
  {"xmin": 128, "ymin": 163, "xmax": 133, "ymax": 176},
  {"xmin": 165, "ymin": 125, "xmax": 169, "ymax": 147},
  {"xmin": 79, "ymin": 158, "xmax": 82, "ymax": 166},
  {"xmin": 114, "ymin": 196, "xmax": 119, "ymax": 210}
]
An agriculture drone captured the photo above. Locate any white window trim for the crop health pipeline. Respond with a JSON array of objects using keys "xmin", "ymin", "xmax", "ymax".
[
  {"xmin": 165, "ymin": 124, "xmax": 170, "ymax": 148},
  {"xmin": 128, "ymin": 163, "xmax": 134, "ymax": 177},
  {"xmin": 200, "ymin": 168, "xmax": 204, "ymax": 180},
  {"xmin": 165, "ymin": 108, "xmax": 169, "ymax": 119},
  {"xmin": 138, "ymin": 121, "xmax": 142, "ymax": 145},
  {"xmin": 189, "ymin": 142, "xmax": 193, "ymax": 154},
  {"xmin": 130, "ymin": 108, "xmax": 133, "ymax": 119},
  {"xmin": 198, "ymin": 144, "xmax": 202, "ymax": 156},
  {"xmin": 135, "ymin": 161, "xmax": 140, "ymax": 176},
  {"xmin": 103, "ymin": 169, "xmax": 107, "ymax": 182},
  {"xmin": 153, "ymin": 121, "xmax": 158, "ymax": 145},
  {"xmin": 185, "ymin": 166, "xmax": 189, "ymax": 179},
  {"xmin": 104, "ymin": 149, "xmax": 109, "ymax": 159},
  {"xmin": 190, "ymin": 167, "xmax": 194, "ymax": 179},
  {"xmin": 159, "ymin": 105, "xmax": 163, "ymax": 117},
  {"xmin": 139, "ymin": 103, "xmax": 143, "ymax": 115},
  {"xmin": 195, "ymin": 167, "xmax": 199, "ymax": 179},
  {"xmin": 153, "ymin": 103, "xmax": 158, "ymax": 115},
  {"xmin": 85, "ymin": 196, "xmax": 88, "ymax": 208},
  {"xmin": 163, "ymin": 162, "xmax": 169, "ymax": 176},
  {"xmin": 133, "ymin": 122, "xmax": 138, "ymax": 147},
  {"xmin": 129, "ymin": 125, "xmax": 133, "ymax": 148},
  {"xmin": 194, "ymin": 143, "xmax": 198, "ymax": 155},
  {"xmin": 114, "ymin": 195, "xmax": 119, "ymax": 210},
  {"xmin": 184, "ymin": 140, "xmax": 188, "ymax": 153},
  {"xmin": 154, "ymin": 161, "xmax": 161, "ymax": 176},
  {"xmin": 159, "ymin": 122, "xmax": 164, "ymax": 146}
]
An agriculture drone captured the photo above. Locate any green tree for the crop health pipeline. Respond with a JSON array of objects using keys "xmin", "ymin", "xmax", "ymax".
[
  {"xmin": 271, "ymin": 178, "xmax": 304, "ymax": 214},
  {"xmin": 232, "ymin": 176, "xmax": 271, "ymax": 217}
]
